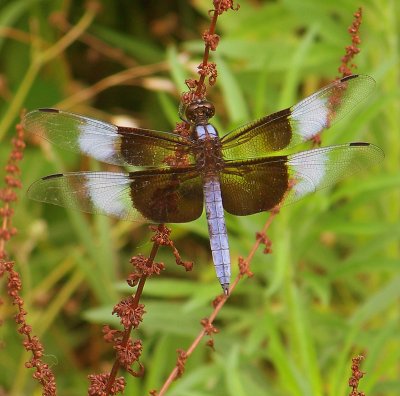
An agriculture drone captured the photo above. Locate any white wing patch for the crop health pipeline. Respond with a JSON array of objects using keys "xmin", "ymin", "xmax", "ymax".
[
  {"xmin": 78, "ymin": 123, "xmax": 119, "ymax": 163},
  {"xmin": 291, "ymin": 96, "xmax": 329, "ymax": 140},
  {"xmin": 289, "ymin": 151, "xmax": 327, "ymax": 197},
  {"xmin": 85, "ymin": 173, "xmax": 130, "ymax": 217}
]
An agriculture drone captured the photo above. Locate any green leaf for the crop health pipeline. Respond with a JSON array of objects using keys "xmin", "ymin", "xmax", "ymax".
[
  {"xmin": 214, "ymin": 53, "xmax": 250, "ymax": 124},
  {"xmin": 350, "ymin": 276, "xmax": 400, "ymax": 326}
]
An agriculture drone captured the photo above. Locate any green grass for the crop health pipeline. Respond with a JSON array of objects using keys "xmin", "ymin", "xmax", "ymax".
[{"xmin": 0, "ymin": 0, "xmax": 399, "ymax": 395}]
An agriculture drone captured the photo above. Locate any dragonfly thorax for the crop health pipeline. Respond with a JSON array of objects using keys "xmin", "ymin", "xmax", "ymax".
[{"xmin": 194, "ymin": 124, "xmax": 224, "ymax": 175}]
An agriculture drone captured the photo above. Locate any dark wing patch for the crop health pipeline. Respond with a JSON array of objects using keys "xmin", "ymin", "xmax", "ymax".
[
  {"xmin": 220, "ymin": 157, "xmax": 289, "ymax": 216},
  {"xmin": 129, "ymin": 168, "xmax": 203, "ymax": 223}
]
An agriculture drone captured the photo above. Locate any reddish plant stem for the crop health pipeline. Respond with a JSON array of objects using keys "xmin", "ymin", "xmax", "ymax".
[
  {"xmin": 195, "ymin": 5, "xmax": 221, "ymax": 96},
  {"xmin": 0, "ymin": 205, "xmax": 9, "ymax": 257},
  {"xmin": 104, "ymin": 240, "xmax": 160, "ymax": 395}
]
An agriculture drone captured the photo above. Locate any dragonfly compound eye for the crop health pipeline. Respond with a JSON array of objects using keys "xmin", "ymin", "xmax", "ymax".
[{"xmin": 185, "ymin": 100, "xmax": 215, "ymax": 124}]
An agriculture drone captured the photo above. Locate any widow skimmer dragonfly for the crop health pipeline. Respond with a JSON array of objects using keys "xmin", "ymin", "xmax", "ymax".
[{"xmin": 23, "ymin": 74, "xmax": 383, "ymax": 294}]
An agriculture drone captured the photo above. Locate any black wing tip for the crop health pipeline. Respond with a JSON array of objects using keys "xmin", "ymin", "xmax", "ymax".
[
  {"xmin": 341, "ymin": 74, "xmax": 359, "ymax": 82},
  {"xmin": 341, "ymin": 74, "xmax": 376, "ymax": 85},
  {"xmin": 349, "ymin": 141, "xmax": 370, "ymax": 147},
  {"xmin": 42, "ymin": 173, "xmax": 64, "ymax": 180},
  {"xmin": 349, "ymin": 142, "xmax": 385, "ymax": 159},
  {"xmin": 27, "ymin": 175, "xmax": 64, "ymax": 199},
  {"xmin": 38, "ymin": 108, "xmax": 60, "ymax": 113}
]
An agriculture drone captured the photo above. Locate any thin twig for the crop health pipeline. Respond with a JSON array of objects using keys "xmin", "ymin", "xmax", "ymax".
[
  {"xmin": 51, "ymin": 12, "xmax": 137, "ymax": 68},
  {"xmin": 56, "ymin": 62, "xmax": 170, "ymax": 109}
]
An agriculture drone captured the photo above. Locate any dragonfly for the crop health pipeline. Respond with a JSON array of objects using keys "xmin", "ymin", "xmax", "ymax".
[{"xmin": 23, "ymin": 74, "xmax": 383, "ymax": 294}]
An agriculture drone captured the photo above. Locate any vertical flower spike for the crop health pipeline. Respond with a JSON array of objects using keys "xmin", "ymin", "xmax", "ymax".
[
  {"xmin": 0, "ymin": 121, "xmax": 57, "ymax": 394},
  {"xmin": 348, "ymin": 355, "xmax": 366, "ymax": 396},
  {"xmin": 338, "ymin": 7, "xmax": 363, "ymax": 77},
  {"xmin": 178, "ymin": 0, "xmax": 240, "ymax": 107},
  {"xmin": 0, "ymin": 122, "xmax": 25, "ymax": 260}
]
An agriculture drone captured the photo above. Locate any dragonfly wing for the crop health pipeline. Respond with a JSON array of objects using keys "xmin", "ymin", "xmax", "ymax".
[
  {"xmin": 28, "ymin": 168, "xmax": 204, "ymax": 223},
  {"xmin": 220, "ymin": 142, "xmax": 384, "ymax": 215},
  {"xmin": 23, "ymin": 108, "xmax": 194, "ymax": 167},
  {"xmin": 221, "ymin": 75, "xmax": 376, "ymax": 159}
]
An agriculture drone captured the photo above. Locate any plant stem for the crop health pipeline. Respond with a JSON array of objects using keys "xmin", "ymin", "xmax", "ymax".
[{"xmin": 104, "ymin": 239, "xmax": 161, "ymax": 395}]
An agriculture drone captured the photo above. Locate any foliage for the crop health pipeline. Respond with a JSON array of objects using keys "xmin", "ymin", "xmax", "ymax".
[{"xmin": 0, "ymin": 0, "xmax": 399, "ymax": 395}]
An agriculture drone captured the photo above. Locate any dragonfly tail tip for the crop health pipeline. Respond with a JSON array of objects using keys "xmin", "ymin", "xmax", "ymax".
[{"xmin": 222, "ymin": 283, "xmax": 230, "ymax": 296}]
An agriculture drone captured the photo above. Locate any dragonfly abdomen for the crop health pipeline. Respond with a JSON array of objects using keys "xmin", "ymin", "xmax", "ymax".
[{"xmin": 203, "ymin": 178, "xmax": 231, "ymax": 294}]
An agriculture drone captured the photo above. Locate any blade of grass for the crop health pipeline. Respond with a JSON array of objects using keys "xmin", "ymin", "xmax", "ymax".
[
  {"xmin": 214, "ymin": 53, "xmax": 249, "ymax": 124},
  {"xmin": 167, "ymin": 44, "xmax": 189, "ymax": 92},
  {"xmin": 278, "ymin": 23, "xmax": 319, "ymax": 108}
]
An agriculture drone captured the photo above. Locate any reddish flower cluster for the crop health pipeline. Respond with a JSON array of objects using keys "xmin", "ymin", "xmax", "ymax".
[
  {"xmin": 213, "ymin": 0, "xmax": 240, "ymax": 14},
  {"xmin": 238, "ymin": 256, "xmax": 254, "ymax": 278},
  {"xmin": 88, "ymin": 373, "xmax": 125, "ymax": 396},
  {"xmin": 198, "ymin": 62, "xmax": 218, "ymax": 86},
  {"xmin": 112, "ymin": 298, "xmax": 145, "ymax": 329},
  {"xmin": 338, "ymin": 8, "xmax": 363, "ymax": 77},
  {"xmin": 0, "ymin": 122, "xmax": 25, "ymax": 259},
  {"xmin": 88, "ymin": 298, "xmax": 145, "ymax": 393},
  {"xmin": 181, "ymin": 80, "xmax": 206, "ymax": 104},
  {"xmin": 163, "ymin": 146, "xmax": 192, "ymax": 167},
  {"xmin": 256, "ymin": 231, "xmax": 272, "ymax": 254},
  {"xmin": 114, "ymin": 338, "xmax": 144, "ymax": 377},
  {"xmin": 201, "ymin": 318, "xmax": 219, "ymax": 336},
  {"xmin": 1, "ymin": 261, "xmax": 57, "ymax": 395},
  {"xmin": 101, "ymin": 324, "xmax": 144, "ymax": 377},
  {"xmin": 200, "ymin": 318, "xmax": 219, "ymax": 349},
  {"xmin": 202, "ymin": 31, "xmax": 219, "ymax": 51},
  {"xmin": 127, "ymin": 254, "xmax": 165, "ymax": 286},
  {"xmin": 348, "ymin": 355, "xmax": 366, "ymax": 396},
  {"xmin": 175, "ymin": 349, "xmax": 188, "ymax": 379},
  {"xmin": 150, "ymin": 224, "xmax": 193, "ymax": 271}
]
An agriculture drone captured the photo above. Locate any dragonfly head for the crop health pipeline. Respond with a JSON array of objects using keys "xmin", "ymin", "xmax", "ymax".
[{"xmin": 185, "ymin": 100, "xmax": 215, "ymax": 125}]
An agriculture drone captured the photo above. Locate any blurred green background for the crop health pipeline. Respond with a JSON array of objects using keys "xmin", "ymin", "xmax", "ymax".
[{"xmin": 0, "ymin": 0, "xmax": 399, "ymax": 395}]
